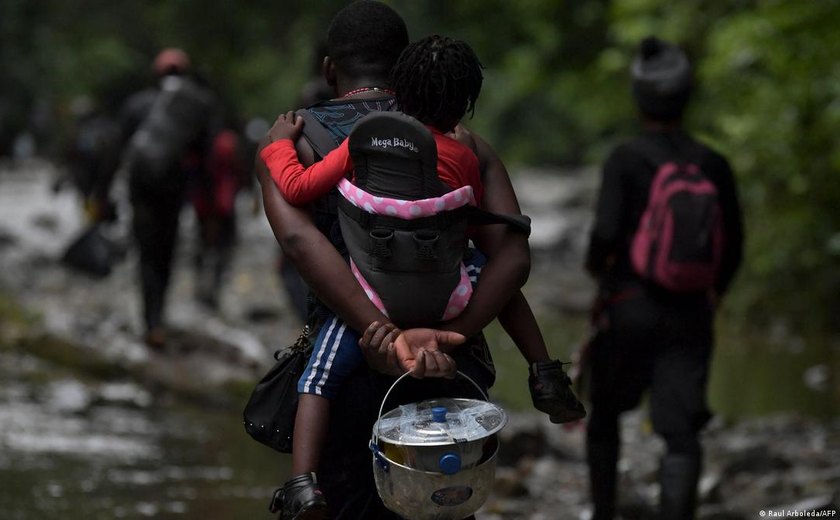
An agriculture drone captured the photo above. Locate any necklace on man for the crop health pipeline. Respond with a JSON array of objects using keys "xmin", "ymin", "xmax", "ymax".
[{"xmin": 342, "ymin": 86, "xmax": 395, "ymax": 98}]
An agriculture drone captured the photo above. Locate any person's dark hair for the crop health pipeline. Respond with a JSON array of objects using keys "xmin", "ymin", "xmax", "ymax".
[
  {"xmin": 631, "ymin": 36, "xmax": 693, "ymax": 122},
  {"xmin": 389, "ymin": 35, "xmax": 484, "ymax": 133},
  {"xmin": 326, "ymin": 0, "xmax": 408, "ymax": 81}
]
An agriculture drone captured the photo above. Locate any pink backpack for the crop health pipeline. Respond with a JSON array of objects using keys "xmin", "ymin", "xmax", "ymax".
[{"xmin": 631, "ymin": 144, "xmax": 724, "ymax": 292}]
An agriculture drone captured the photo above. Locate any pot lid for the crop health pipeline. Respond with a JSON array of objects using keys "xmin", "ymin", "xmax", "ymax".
[{"xmin": 374, "ymin": 398, "xmax": 507, "ymax": 446}]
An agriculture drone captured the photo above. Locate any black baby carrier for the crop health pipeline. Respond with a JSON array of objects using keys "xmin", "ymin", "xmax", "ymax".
[{"xmin": 335, "ymin": 112, "xmax": 530, "ymax": 328}]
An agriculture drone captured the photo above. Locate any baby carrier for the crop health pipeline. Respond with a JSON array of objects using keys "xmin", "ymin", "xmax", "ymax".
[{"xmin": 334, "ymin": 111, "xmax": 530, "ymax": 328}]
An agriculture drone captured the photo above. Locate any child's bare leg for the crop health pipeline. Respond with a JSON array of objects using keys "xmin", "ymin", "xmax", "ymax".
[
  {"xmin": 292, "ymin": 394, "xmax": 331, "ymax": 475},
  {"xmin": 269, "ymin": 393, "xmax": 329, "ymax": 517},
  {"xmin": 498, "ymin": 291, "xmax": 551, "ymax": 364},
  {"xmin": 499, "ymin": 290, "xmax": 586, "ymax": 423}
]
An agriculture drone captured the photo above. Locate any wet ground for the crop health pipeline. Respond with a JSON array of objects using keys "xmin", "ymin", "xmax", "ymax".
[
  {"xmin": 0, "ymin": 349, "xmax": 282, "ymax": 520},
  {"xmin": 0, "ymin": 160, "xmax": 297, "ymax": 519},
  {"xmin": 1, "ymin": 160, "xmax": 838, "ymax": 519}
]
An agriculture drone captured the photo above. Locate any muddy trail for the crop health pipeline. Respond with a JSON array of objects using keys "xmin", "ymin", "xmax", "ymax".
[{"xmin": 0, "ymin": 161, "xmax": 837, "ymax": 520}]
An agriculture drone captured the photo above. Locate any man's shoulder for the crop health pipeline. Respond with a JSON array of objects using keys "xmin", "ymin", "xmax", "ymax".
[
  {"xmin": 605, "ymin": 137, "xmax": 648, "ymax": 166},
  {"xmin": 304, "ymin": 96, "xmax": 397, "ymax": 121},
  {"xmin": 679, "ymin": 133, "xmax": 732, "ymax": 174},
  {"xmin": 694, "ymin": 138, "xmax": 729, "ymax": 164}
]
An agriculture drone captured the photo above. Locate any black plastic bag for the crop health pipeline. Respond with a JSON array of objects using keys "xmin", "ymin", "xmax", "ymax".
[
  {"xmin": 243, "ymin": 326, "xmax": 312, "ymax": 453},
  {"xmin": 61, "ymin": 223, "xmax": 116, "ymax": 278}
]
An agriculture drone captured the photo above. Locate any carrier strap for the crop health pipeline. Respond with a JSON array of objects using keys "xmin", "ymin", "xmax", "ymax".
[
  {"xmin": 295, "ymin": 109, "xmax": 341, "ymax": 160},
  {"xmin": 338, "ymin": 197, "xmax": 531, "ymax": 236},
  {"xmin": 338, "ymin": 197, "xmax": 463, "ymax": 231},
  {"xmin": 462, "ymin": 205, "xmax": 532, "ymax": 236}
]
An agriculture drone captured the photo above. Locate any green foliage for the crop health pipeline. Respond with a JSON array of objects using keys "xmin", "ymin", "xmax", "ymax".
[
  {"xmin": 1, "ymin": 0, "xmax": 837, "ymax": 333},
  {"xmin": 696, "ymin": 1, "xmax": 840, "ymax": 332}
]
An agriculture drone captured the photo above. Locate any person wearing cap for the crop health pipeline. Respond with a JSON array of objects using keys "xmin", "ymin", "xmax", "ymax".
[
  {"xmin": 584, "ymin": 37, "xmax": 743, "ymax": 519},
  {"xmin": 116, "ymin": 48, "xmax": 221, "ymax": 347}
]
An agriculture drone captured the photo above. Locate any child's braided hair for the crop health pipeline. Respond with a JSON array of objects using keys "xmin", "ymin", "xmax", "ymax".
[{"xmin": 389, "ymin": 35, "xmax": 484, "ymax": 133}]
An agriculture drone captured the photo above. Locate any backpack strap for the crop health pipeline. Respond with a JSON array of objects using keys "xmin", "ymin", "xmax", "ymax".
[
  {"xmin": 463, "ymin": 206, "xmax": 532, "ymax": 236},
  {"xmin": 295, "ymin": 109, "xmax": 341, "ymax": 159}
]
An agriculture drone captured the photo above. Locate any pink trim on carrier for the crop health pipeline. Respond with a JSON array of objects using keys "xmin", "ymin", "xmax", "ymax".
[
  {"xmin": 338, "ymin": 178, "xmax": 476, "ymax": 320},
  {"xmin": 337, "ymin": 178, "xmax": 476, "ymax": 219}
]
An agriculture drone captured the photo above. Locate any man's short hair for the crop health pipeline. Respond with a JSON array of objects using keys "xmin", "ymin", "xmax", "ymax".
[{"xmin": 326, "ymin": 0, "xmax": 409, "ymax": 80}]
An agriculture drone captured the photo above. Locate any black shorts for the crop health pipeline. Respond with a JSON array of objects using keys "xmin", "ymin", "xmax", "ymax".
[{"xmin": 588, "ymin": 290, "xmax": 714, "ymax": 436}]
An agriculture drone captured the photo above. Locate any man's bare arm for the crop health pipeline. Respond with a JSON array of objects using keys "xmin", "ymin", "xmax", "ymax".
[
  {"xmin": 442, "ymin": 131, "xmax": 531, "ymax": 339},
  {"xmin": 255, "ymin": 136, "xmax": 386, "ymax": 333}
]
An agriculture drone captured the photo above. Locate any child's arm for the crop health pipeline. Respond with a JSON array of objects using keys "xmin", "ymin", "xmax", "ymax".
[
  {"xmin": 449, "ymin": 123, "xmax": 478, "ymax": 155},
  {"xmin": 259, "ymin": 111, "xmax": 353, "ymax": 206},
  {"xmin": 497, "ymin": 291, "xmax": 551, "ymax": 365}
]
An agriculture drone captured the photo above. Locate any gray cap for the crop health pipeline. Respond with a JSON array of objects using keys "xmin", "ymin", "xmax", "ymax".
[{"xmin": 631, "ymin": 37, "xmax": 693, "ymax": 120}]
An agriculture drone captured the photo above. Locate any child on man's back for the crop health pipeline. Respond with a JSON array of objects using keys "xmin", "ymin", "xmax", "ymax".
[{"xmin": 260, "ymin": 34, "xmax": 585, "ymax": 519}]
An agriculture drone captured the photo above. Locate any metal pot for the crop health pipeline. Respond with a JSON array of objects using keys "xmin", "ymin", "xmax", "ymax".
[
  {"xmin": 370, "ymin": 372, "xmax": 507, "ymax": 520},
  {"xmin": 373, "ymin": 437, "xmax": 499, "ymax": 520}
]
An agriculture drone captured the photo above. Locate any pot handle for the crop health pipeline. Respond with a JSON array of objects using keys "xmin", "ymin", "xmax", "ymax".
[{"xmin": 373, "ymin": 370, "xmax": 488, "ymax": 443}]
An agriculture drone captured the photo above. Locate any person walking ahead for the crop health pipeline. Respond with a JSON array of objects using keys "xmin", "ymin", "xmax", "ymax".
[
  {"xmin": 584, "ymin": 36, "xmax": 743, "ymax": 520},
  {"xmin": 118, "ymin": 49, "xmax": 219, "ymax": 347}
]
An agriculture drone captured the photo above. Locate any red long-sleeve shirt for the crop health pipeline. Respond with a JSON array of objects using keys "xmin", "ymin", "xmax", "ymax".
[{"xmin": 259, "ymin": 128, "xmax": 483, "ymax": 206}]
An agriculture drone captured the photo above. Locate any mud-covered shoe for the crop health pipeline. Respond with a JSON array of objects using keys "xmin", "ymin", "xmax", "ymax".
[
  {"xmin": 268, "ymin": 472, "xmax": 328, "ymax": 520},
  {"xmin": 529, "ymin": 360, "xmax": 587, "ymax": 424}
]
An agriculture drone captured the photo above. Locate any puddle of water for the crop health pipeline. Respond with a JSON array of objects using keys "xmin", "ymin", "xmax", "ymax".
[
  {"xmin": 0, "ymin": 350, "xmax": 289, "ymax": 519},
  {"xmin": 709, "ymin": 330, "xmax": 839, "ymax": 419},
  {"xmin": 483, "ymin": 313, "xmax": 840, "ymax": 420}
]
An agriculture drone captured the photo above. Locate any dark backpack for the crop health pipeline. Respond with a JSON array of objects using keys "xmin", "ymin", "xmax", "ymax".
[
  {"xmin": 123, "ymin": 75, "xmax": 212, "ymax": 182},
  {"xmin": 630, "ymin": 141, "xmax": 724, "ymax": 292}
]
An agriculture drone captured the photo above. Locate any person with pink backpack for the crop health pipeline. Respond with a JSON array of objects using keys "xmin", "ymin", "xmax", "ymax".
[{"xmin": 584, "ymin": 37, "xmax": 744, "ymax": 519}]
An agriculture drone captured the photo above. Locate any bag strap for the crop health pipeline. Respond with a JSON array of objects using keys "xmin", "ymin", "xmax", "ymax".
[{"xmin": 295, "ymin": 109, "xmax": 341, "ymax": 160}]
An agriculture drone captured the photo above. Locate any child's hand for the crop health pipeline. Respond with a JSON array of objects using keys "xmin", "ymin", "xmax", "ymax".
[
  {"xmin": 267, "ymin": 111, "xmax": 304, "ymax": 143},
  {"xmin": 448, "ymin": 124, "xmax": 477, "ymax": 154}
]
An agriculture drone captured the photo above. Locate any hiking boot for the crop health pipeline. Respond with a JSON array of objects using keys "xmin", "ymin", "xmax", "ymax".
[
  {"xmin": 268, "ymin": 472, "xmax": 328, "ymax": 520},
  {"xmin": 529, "ymin": 359, "xmax": 587, "ymax": 424}
]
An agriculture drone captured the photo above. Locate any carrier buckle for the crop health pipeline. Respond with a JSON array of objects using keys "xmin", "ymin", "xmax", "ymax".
[
  {"xmin": 414, "ymin": 230, "xmax": 440, "ymax": 260},
  {"xmin": 370, "ymin": 228, "xmax": 393, "ymax": 258}
]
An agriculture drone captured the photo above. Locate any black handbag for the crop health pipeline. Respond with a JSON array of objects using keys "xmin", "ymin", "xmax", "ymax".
[
  {"xmin": 243, "ymin": 326, "xmax": 312, "ymax": 453},
  {"xmin": 61, "ymin": 222, "xmax": 117, "ymax": 278}
]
